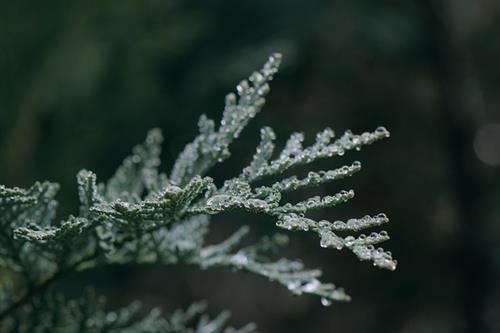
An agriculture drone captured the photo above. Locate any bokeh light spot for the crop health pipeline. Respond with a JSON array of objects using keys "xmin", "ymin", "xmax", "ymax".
[{"xmin": 474, "ymin": 123, "xmax": 500, "ymax": 166}]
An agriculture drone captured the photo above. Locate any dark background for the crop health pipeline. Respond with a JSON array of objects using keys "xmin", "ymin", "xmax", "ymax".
[{"xmin": 1, "ymin": 0, "xmax": 500, "ymax": 332}]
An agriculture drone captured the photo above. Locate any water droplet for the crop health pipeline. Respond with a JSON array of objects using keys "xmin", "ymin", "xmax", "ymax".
[
  {"xmin": 346, "ymin": 218, "xmax": 357, "ymax": 227},
  {"xmin": 376, "ymin": 126, "xmax": 390, "ymax": 137},
  {"xmin": 344, "ymin": 236, "xmax": 355, "ymax": 247},
  {"xmin": 164, "ymin": 185, "xmax": 183, "ymax": 195},
  {"xmin": 206, "ymin": 195, "xmax": 232, "ymax": 208},
  {"xmin": 320, "ymin": 230, "xmax": 343, "ymax": 249},
  {"xmin": 352, "ymin": 161, "xmax": 361, "ymax": 168},
  {"xmin": 321, "ymin": 297, "xmax": 332, "ymax": 307},
  {"xmin": 318, "ymin": 220, "xmax": 331, "ymax": 228},
  {"xmin": 250, "ymin": 71, "xmax": 265, "ymax": 84},
  {"xmin": 333, "ymin": 221, "xmax": 345, "ymax": 229},
  {"xmin": 257, "ymin": 83, "xmax": 270, "ymax": 96},
  {"xmin": 131, "ymin": 155, "xmax": 141, "ymax": 163},
  {"xmin": 320, "ymin": 238, "xmax": 328, "ymax": 248},
  {"xmin": 303, "ymin": 279, "xmax": 321, "ymax": 292},
  {"xmin": 225, "ymin": 93, "xmax": 237, "ymax": 105},
  {"xmin": 236, "ymin": 80, "xmax": 250, "ymax": 95},
  {"xmin": 255, "ymin": 97, "xmax": 266, "ymax": 107}
]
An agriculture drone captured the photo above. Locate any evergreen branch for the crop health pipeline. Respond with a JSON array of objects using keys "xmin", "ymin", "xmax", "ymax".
[{"xmin": 0, "ymin": 53, "xmax": 396, "ymax": 330}]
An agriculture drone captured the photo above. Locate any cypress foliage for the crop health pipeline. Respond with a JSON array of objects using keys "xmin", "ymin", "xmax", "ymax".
[{"xmin": 0, "ymin": 54, "xmax": 395, "ymax": 332}]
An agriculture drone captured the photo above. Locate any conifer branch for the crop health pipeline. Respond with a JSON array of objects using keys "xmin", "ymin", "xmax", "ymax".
[{"xmin": 0, "ymin": 53, "xmax": 396, "ymax": 331}]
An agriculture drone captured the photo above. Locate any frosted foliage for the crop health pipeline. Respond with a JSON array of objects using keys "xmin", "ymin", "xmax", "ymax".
[
  {"xmin": 0, "ymin": 54, "xmax": 395, "ymax": 331},
  {"xmin": 1, "ymin": 289, "xmax": 256, "ymax": 333},
  {"xmin": 170, "ymin": 54, "xmax": 282, "ymax": 187}
]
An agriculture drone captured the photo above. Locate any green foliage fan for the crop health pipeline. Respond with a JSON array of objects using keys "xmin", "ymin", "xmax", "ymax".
[{"xmin": 0, "ymin": 54, "xmax": 396, "ymax": 332}]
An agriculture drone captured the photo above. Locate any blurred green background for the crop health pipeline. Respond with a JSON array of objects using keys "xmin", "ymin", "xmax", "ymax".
[{"xmin": 1, "ymin": 0, "xmax": 500, "ymax": 332}]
